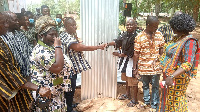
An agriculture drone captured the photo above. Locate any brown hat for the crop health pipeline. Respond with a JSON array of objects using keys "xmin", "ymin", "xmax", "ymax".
[{"xmin": 35, "ymin": 15, "xmax": 56, "ymax": 35}]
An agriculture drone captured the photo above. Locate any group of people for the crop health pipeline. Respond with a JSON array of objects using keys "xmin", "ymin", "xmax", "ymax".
[
  {"xmin": 111, "ymin": 11, "xmax": 199, "ymax": 112},
  {"xmin": 0, "ymin": 5, "xmax": 106, "ymax": 112},
  {"xmin": 0, "ymin": 4, "xmax": 199, "ymax": 112}
]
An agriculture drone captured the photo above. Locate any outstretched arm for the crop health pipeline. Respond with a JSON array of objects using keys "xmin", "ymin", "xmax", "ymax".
[{"xmin": 70, "ymin": 43, "xmax": 106, "ymax": 51}]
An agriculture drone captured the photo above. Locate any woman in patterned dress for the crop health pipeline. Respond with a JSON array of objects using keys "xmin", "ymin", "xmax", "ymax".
[
  {"xmin": 31, "ymin": 15, "xmax": 71, "ymax": 111},
  {"xmin": 158, "ymin": 13, "xmax": 199, "ymax": 112}
]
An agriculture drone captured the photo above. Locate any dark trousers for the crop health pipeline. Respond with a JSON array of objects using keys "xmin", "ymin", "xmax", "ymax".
[{"xmin": 64, "ymin": 74, "xmax": 77, "ymax": 112}]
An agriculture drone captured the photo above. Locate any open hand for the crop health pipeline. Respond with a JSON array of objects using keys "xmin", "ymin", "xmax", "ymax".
[
  {"xmin": 39, "ymin": 87, "xmax": 51, "ymax": 98},
  {"xmin": 54, "ymin": 37, "xmax": 62, "ymax": 47},
  {"xmin": 132, "ymin": 69, "xmax": 139, "ymax": 78}
]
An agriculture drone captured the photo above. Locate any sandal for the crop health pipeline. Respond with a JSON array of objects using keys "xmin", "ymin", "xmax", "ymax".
[
  {"xmin": 117, "ymin": 94, "xmax": 130, "ymax": 100},
  {"xmin": 149, "ymin": 108, "xmax": 157, "ymax": 112},
  {"xmin": 127, "ymin": 100, "xmax": 139, "ymax": 107},
  {"xmin": 136, "ymin": 103, "xmax": 150, "ymax": 109}
]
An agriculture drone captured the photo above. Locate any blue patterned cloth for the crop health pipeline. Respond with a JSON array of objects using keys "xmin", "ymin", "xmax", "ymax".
[
  {"xmin": 60, "ymin": 32, "xmax": 91, "ymax": 75},
  {"xmin": 158, "ymin": 24, "xmax": 174, "ymax": 43},
  {"xmin": 0, "ymin": 31, "xmax": 32, "ymax": 77}
]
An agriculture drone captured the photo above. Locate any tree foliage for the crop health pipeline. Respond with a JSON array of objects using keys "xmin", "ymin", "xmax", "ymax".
[
  {"xmin": 28, "ymin": 0, "xmax": 200, "ymax": 21},
  {"xmin": 27, "ymin": 0, "xmax": 80, "ymax": 17},
  {"xmin": 119, "ymin": 0, "xmax": 200, "ymax": 21}
]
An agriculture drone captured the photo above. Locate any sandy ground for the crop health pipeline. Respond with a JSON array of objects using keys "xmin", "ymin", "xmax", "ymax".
[
  {"xmin": 74, "ymin": 72, "xmax": 200, "ymax": 112},
  {"xmin": 73, "ymin": 28, "xmax": 200, "ymax": 112}
]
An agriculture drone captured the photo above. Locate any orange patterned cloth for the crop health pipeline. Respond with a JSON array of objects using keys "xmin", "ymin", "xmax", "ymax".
[{"xmin": 134, "ymin": 31, "xmax": 165, "ymax": 75}]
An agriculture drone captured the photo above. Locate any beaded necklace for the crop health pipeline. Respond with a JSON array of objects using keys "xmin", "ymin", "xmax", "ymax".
[{"xmin": 173, "ymin": 34, "xmax": 187, "ymax": 42}]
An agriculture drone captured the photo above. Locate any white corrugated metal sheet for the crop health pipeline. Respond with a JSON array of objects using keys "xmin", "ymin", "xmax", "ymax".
[
  {"xmin": 8, "ymin": 0, "xmax": 26, "ymax": 13},
  {"xmin": 80, "ymin": 0, "xmax": 119, "ymax": 100}
]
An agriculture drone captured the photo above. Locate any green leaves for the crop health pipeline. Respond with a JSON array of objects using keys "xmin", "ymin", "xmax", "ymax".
[{"xmin": 27, "ymin": 0, "xmax": 80, "ymax": 17}]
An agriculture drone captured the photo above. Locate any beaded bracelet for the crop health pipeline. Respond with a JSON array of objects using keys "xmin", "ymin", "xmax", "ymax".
[{"xmin": 166, "ymin": 75, "xmax": 174, "ymax": 78}]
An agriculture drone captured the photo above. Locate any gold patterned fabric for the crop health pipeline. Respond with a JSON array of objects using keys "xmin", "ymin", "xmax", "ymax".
[
  {"xmin": 164, "ymin": 73, "xmax": 190, "ymax": 112},
  {"xmin": 0, "ymin": 38, "xmax": 33, "ymax": 112},
  {"xmin": 134, "ymin": 31, "xmax": 165, "ymax": 75}
]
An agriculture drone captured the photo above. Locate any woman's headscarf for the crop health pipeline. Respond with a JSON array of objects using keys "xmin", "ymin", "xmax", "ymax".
[{"xmin": 35, "ymin": 15, "xmax": 56, "ymax": 35}]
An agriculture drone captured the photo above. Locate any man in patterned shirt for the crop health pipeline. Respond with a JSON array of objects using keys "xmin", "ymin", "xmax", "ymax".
[
  {"xmin": 60, "ymin": 17, "xmax": 106, "ymax": 112},
  {"xmin": 133, "ymin": 16, "xmax": 165, "ymax": 111},
  {"xmin": 0, "ymin": 11, "xmax": 51, "ymax": 112}
]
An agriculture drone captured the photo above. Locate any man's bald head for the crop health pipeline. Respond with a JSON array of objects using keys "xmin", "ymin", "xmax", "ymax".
[
  {"xmin": 126, "ymin": 18, "xmax": 136, "ymax": 25},
  {"xmin": 146, "ymin": 16, "xmax": 159, "ymax": 26},
  {"xmin": 146, "ymin": 16, "xmax": 159, "ymax": 34},
  {"xmin": 126, "ymin": 18, "xmax": 137, "ymax": 33}
]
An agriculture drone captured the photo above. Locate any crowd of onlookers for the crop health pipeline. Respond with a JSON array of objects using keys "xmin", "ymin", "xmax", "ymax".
[{"xmin": 0, "ymin": 4, "xmax": 199, "ymax": 112}]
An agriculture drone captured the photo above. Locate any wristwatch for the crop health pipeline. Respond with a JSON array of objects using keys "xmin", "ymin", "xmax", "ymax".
[{"xmin": 55, "ymin": 46, "xmax": 62, "ymax": 49}]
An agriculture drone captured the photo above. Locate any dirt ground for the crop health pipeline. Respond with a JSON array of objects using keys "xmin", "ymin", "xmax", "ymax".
[{"xmin": 73, "ymin": 27, "xmax": 200, "ymax": 112}]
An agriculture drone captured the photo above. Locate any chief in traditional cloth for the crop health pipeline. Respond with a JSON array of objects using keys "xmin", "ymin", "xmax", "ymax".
[
  {"xmin": 107, "ymin": 18, "xmax": 139, "ymax": 107},
  {"xmin": 0, "ymin": 11, "xmax": 51, "ymax": 112}
]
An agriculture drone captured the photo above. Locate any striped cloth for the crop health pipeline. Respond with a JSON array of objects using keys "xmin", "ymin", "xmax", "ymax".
[
  {"xmin": 134, "ymin": 31, "xmax": 165, "ymax": 75},
  {"xmin": 1, "ymin": 31, "xmax": 32, "ymax": 77},
  {"xmin": 23, "ymin": 27, "xmax": 37, "ymax": 48},
  {"xmin": 60, "ymin": 32, "xmax": 91, "ymax": 75},
  {"xmin": 117, "ymin": 56, "xmax": 133, "ymax": 77},
  {"xmin": 0, "ymin": 38, "xmax": 33, "ymax": 112}
]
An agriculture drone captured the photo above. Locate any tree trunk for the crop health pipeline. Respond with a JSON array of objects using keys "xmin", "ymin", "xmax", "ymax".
[
  {"xmin": 135, "ymin": 0, "xmax": 138, "ymax": 18},
  {"xmin": 193, "ymin": 1, "xmax": 199, "ymax": 21},
  {"xmin": 155, "ymin": 0, "xmax": 160, "ymax": 17}
]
